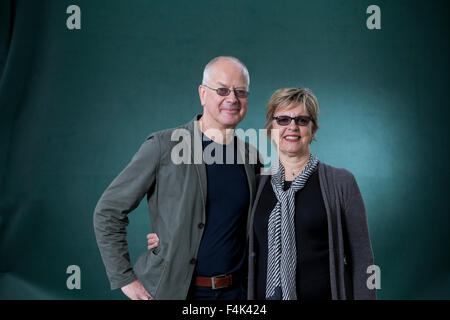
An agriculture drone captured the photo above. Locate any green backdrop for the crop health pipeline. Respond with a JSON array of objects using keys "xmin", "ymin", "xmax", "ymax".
[{"xmin": 1, "ymin": 0, "xmax": 449, "ymax": 299}]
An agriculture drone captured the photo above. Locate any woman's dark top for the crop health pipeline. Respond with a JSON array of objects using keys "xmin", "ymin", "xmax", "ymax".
[{"xmin": 253, "ymin": 169, "xmax": 332, "ymax": 300}]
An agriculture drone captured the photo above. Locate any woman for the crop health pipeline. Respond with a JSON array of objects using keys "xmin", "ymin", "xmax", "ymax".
[
  {"xmin": 248, "ymin": 87, "xmax": 375, "ymax": 300},
  {"xmin": 147, "ymin": 88, "xmax": 375, "ymax": 300}
]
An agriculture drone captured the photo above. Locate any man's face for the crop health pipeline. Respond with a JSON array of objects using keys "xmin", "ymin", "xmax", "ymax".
[{"xmin": 198, "ymin": 60, "xmax": 248, "ymax": 130}]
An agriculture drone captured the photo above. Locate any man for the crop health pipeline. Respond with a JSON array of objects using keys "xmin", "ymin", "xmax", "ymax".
[{"xmin": 93, "ymin": 56, "xmax": 261, "ymax": 300}]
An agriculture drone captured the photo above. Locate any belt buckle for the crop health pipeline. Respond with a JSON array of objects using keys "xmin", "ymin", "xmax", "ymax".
[{"xmin": 211, "ymin": 274, "xmax": 227, "ymax": 290}]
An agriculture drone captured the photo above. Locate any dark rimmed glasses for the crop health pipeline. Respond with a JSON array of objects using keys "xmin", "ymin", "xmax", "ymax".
[
  {"xmin": 203, "ymin": 84, "xmax": 249, "ymax": 98},
  {"xmin": 272, "ymin": 115, "xmax": 313, "ymax": 126}
]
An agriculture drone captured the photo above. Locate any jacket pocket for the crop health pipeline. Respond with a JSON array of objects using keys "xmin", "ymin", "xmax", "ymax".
[{"xmin": 133, "ymin": 249, "xmax": 167, "ymax": 299}]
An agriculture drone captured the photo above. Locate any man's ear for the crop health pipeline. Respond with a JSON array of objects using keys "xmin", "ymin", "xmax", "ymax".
[{"xmin": 198, "ymin": 85, "xmax": 206, "ymax": 106}]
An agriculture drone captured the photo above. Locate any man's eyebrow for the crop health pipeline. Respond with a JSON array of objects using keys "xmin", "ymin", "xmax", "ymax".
[{"xmin": 217, "ymin": 82, "xmax": 247, "ymax": 89}]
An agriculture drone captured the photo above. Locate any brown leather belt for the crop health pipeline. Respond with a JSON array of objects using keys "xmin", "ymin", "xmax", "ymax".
[{"xmin": 195, "ymin": 273, "xmax": 239, "ymax": 290}]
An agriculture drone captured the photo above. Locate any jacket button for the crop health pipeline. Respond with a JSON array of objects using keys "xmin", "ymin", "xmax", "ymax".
[
  {"xmin": 198, "ymin": 223, "xmax": 205, "ymax": 229},
  {"xmin": 190, "ymin": 258, "xmax": 197, "ymax": 265}
]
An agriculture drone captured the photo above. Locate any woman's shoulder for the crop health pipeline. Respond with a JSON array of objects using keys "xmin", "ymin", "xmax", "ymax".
[{"xmin": 318, "ymin": 161, "xmax": 358, "ymax": 187}]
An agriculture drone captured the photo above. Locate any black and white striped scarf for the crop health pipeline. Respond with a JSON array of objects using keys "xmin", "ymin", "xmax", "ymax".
[{"xmin": 266, "ymin": 154, "xmax": 320, "ymax": 300}]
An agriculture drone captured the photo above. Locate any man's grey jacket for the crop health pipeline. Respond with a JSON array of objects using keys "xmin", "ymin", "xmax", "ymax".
[{"xmin": 93, "ymin": 115, "xmax": 261, "ymax": 299}]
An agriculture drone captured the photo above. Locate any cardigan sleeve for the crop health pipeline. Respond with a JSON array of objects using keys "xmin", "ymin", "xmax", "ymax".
[{"xmin": 342, "ymin": 173, "xmax": 377, "ymax": 300}]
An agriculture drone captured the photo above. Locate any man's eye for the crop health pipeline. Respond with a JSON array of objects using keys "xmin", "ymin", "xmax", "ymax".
[{"xmin": 235, "ymin": 90, "xmax": 248, "ymax": 97}]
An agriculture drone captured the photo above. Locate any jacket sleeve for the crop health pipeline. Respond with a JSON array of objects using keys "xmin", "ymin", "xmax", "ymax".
[
  {"xmin": 93, "ymin": 135, "xmax": 160, "ymax": 290},
  {"xmin": 342, "ymin": 173, "xmax": 376, "ymax": 300}
]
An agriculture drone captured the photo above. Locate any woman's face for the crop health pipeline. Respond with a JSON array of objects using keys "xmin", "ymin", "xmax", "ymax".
[{"xmin": 271, "ymin": 102, "xmax": 314, "ymax": 157}]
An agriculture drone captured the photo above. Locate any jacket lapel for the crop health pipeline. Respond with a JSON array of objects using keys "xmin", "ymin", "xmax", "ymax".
[
  {"xmin": 187, "ymin": 115, "xmax": 207, "ymax": 209},
  {"xmin": 238, "ymin": 144, "xmax": 255, "ymax": 208}
]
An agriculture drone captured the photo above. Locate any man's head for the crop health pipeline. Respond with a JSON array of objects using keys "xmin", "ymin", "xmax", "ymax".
[{"xmin": 199, "ymin": 56, "xmax": 250, "ymax": 130}]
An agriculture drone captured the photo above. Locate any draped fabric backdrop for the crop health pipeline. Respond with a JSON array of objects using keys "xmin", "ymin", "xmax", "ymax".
[{"xmin": 0, "ymin": 0, "xmax": 449, "ymax": 299}]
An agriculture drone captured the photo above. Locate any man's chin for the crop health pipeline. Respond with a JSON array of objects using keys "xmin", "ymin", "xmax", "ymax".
[{"xmin": 219, "ymin": 114, "xmax": 243, "ymax": 127}]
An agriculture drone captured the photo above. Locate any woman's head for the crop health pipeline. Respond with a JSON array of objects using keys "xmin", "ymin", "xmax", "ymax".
[{"xmin": 265, "ymin": 88, "xmax": 320, "ymax": 156}]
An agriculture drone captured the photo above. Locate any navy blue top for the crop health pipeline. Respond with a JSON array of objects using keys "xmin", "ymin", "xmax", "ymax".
[
  {"xmin": 253, "ymin": 169, "xmax": 331, "ymax": 300},
  {"xmin": 195, "ymin": 135, "xmax": 250, "ymax": 277}
]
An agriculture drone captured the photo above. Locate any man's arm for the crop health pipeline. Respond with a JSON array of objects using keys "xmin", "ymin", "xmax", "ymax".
[{"xmin": 93, "ymin": 135, "xmax": 160, "ymax": 291}]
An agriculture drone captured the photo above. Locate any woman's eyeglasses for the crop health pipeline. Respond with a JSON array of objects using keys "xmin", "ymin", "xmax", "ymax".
[{"xmin": 272, "ymin": 115, "xmax": 313, "ymax": 126}]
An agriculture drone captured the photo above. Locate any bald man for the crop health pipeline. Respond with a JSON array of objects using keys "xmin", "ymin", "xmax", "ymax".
[{"xmin": 94, "ymin": 56, "xmax": 262, "ymax": 300}]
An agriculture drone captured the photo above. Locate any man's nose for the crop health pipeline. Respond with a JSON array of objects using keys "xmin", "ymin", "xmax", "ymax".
[{"xmin": 225, "ymin": 90, "xmax": 239, "ymax": 103}]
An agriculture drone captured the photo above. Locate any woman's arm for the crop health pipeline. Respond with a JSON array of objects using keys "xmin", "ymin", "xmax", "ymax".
[{"xmin": 342, "ymin": 173, "xmax": 376, "ymax": 300}]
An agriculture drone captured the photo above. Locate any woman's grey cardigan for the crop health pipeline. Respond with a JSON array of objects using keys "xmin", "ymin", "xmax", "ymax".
[{"xmin": 247, "ymin": 162, "xmax": 376, "ymax": 300}]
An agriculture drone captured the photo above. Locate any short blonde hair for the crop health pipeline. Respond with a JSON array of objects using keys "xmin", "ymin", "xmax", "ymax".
[{"xmin": 265, "ymin": 88, "xmax": 320, "ymax": 141}]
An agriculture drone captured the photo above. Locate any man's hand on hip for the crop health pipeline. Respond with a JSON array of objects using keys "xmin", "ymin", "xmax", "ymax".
[{"xmin": 121, "ymin": 280, "xmax": 153, "ymax": 300}]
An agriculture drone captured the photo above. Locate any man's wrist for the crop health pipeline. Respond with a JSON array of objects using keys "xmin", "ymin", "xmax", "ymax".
[{"xmin": 111, "ymin": 273, "xmax": 138, "ymax": 290}]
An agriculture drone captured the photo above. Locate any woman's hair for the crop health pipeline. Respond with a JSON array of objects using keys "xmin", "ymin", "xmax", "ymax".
[{"xmin": 265, "ymin": 87, "xmax": 320, "ymax": 141}]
